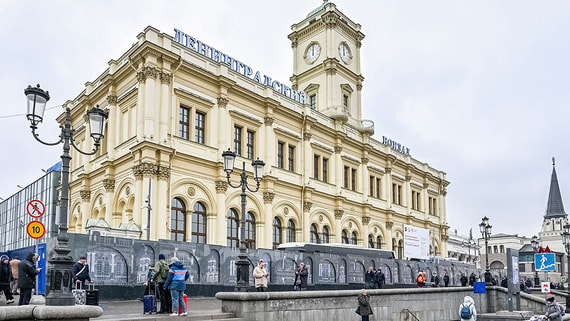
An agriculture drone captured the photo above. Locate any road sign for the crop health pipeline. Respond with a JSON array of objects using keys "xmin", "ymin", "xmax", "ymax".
[
  {"xmin": 541, "ymin": 282, "xmax": 551, "ymax": 293},
  {"xmin": 535, "ymin": 253, "xmax": 556, "ymax": 271},
  {"xmin": 27, "ymin": 221, "xmax": 45, "ymax": 239},
  {"xmin": 26, "ymin": 200, "xmax": 45, "ymax": 218},
  {"xmin": 473, "ymin": 282, "xmax": 486, "ymax": 294},
  {"xmin": 562, "ymin": 276, "xmax": 568, "ymax": 283}
]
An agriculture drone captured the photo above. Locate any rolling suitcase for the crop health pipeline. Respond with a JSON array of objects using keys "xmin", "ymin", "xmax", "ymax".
[
  {"xmin": 143, "ymin": 283, "xmax": 157, "ymax": 314},
  {"xmin": 86, "ymin": 283, "xmax": 99, "ymax": 306},
  {"xmin": 72, "ymin": 283, "xmax": 86, "ymax": 305}
]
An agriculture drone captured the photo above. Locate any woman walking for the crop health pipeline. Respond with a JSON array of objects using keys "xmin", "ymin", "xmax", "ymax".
[
  {"xmin": 253, "ymin": 259, "xmax": 268, "ymax": 292},
  {"xmin": 356, "ymin": 289, "xmax": 373, "ymax": 321}
]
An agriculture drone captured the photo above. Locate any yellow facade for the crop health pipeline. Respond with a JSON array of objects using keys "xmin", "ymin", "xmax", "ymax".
[{"xmin": 65, "ymin": 3, "xmax": 449, "ymax": 257}]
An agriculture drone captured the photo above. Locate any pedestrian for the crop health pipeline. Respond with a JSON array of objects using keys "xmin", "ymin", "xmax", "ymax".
[
  {"xmin": 432, "ymin": 272, "xmax": 440, "ymax": 287},
  {"xmin": 355, "ymin": 289, "xmax": 373, "ymax": 321},
  {"xmin": 164, "ymin": 257, "xmax": 189, "ymax": 317},
  {"xmin": 443, "ymin": 273, "xmax": 450, "ymax": 287},
  {"xmin": 143, "ymin": 265, "xmax": 156, "ymax": 296},
  {"xmin": 376, "ymin": 269, "xmax": 385, "ymax": 289},
  {"xmin": 0, "ymin": 255, "xmax": 14, "ymax": 304},
  {"xmin": 460, "ymin": 274, "xmax": 468, "ymax": 287},
  {"xmin": 459, "ymin": 295, "xmax": 477, "ymax": 321},
  {"xmin": 72, "ymin": 256, "xmax": 93, "ymax": 286},
  {"xmin": 153, "ymin": 253, "xmax": 171, "ymax": 314},
  {"xmin": 469, "ymin": 273, "xmax": 476, "ymax": 286},
  {"xmin": 293, "ymin": 262, "xmax": 308, "ymax": 291},
  {"xmin": 501, "ymin": 277, "xmax": 508, "ymax": 288},
  {"xmin": 253, "ymin": 259, "xmax": 268, "ymax": 292},
  {"xmin": 525, "ymin": 278, "xmax": 532, "ymax": 293},
  {"xmin": 364, "ymin": 267, "xmax": 374, "ymax": 289},
  {"xmin": 545, "ymin": 297, "xmax": 563, "ymax": 321},
  {"xmin": 416, "ymin": 272, "xmax": 425, "ymax": 288},
  {"xmin": 18, "ymin": 253, "xmax": 41, "ymax": 306},
  {"xmin": 9, "ymin": 256, "xmax": 20, "ymax": 295}
]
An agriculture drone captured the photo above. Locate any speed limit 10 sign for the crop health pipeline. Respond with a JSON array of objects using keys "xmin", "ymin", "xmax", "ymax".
[{"xmin": 27, "ymin": 221, "xmax": 46, "ymax": 239}]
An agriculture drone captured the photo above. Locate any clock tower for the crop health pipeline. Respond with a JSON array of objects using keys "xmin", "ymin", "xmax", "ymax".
[{"xmin": 289, "ymin": 0, "xmax": 365, "ymax": 128}]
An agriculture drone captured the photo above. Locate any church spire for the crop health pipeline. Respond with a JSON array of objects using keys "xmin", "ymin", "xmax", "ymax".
[{"xmin": 545, "ymin": 157, "xmax": 567, "ymax": 219}]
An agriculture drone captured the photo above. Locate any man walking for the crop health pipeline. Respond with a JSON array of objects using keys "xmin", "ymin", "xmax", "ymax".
[
  {"xmin": 72, "ymin": 256, "xmax": 93, "ymax": 286},
  {"xmin": 18, "ymin": 253, "xmax": 40, "ymax": 306},
  {"xmin": 0, "ymin": 255, "xmax": 14, "ymax": 304},
  {"xmin": 9, "ymin": 256, "xmax": 20, "ymax": 295},
  {"xmin": 164, "ymin": 257, "xmax": 189, "ymax": 317},
  {"xmin": 153, "ymin": 254, "xmax": 171, "ymax": 314}
]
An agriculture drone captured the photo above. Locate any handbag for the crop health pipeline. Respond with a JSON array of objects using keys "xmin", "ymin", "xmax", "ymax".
[
  {"xmin": 355, "ymin": 306, "xmax": 361, "ymax": 315},
  {"xmin": 295, "ymin": 279, "xmax": 302, "ymax": 285}
]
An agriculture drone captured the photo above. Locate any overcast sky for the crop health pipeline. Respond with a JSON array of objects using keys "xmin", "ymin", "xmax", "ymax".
[{"xmin": 1, "ymin": 0, "xmax": 569, "ymax": 239}]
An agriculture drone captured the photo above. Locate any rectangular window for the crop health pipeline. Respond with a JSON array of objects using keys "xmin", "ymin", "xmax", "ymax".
[
  {"xmin": 314, "ymin": 155, "xmax": 320, "ymax": 180},
  {"xmin": 369, "ymin": 176, "xmax": 374, "ymax": 197},
  {"xmin": 416, "ymin": 192, "xmax": 421, "ymax": 211},
  {"xmin": 351, "ymin": 168, "xmax": 357, "ymax": 191},
  {"xmin": 322, "ymin": 158, "xmax": 328, "ymax": 183},
  {"xmin": 309, "ymin": 94, "xmax": 316, "ymax": 109},
  {"xmin": 412, "ymin": 191, "xmax": 417, "ymax": 210},
  {"xmin": 376, "ymin": 178, "xmax": 381, "ymax": 198},
  {"xmin": 288, "ymin": 145, "xmax": 295, "ymax": 171},
  {"xmin": 398, "ymin": 185, "xmax": 402, "ymax": 204},
  {"xmin": 343, "ymin": 94, "xmax": 349, "ymax": 112},
  {"xmin": 195, "ymin": 111, "xmax": 205, "ymax": 144},
  {"xmin": 392, "ymin": 183, "xmax": 402, "ymax": 205},
  {"xmin": 233, "ymin": 126, "xmax": 242, "ymax": 156},
  {"xmin": 428, "ymin": 196, "xmax": 437, "ymax": 215},
  {"xmin": 344, "ymin": 166, "xmax": 349, "ymax": 188},
  {"xmin": 277, "ymin": 142, "xmax": 284, "ymax": 169},
  {"xmin": 179, "ymin": 107, "xmax": 190, "ymax": 139},
  {"xmin": 246, "ymin": 130, "xmax": 255, "ymax": 160}
]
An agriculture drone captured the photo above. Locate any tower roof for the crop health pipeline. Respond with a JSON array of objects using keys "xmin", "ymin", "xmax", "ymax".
[
  {"xmin": 307, "ymin": 0, "xmax": 329, "ymax": 18},
  {"xmin": 545, "ymin": 157, "xmax": 567, "ymax": 219}
]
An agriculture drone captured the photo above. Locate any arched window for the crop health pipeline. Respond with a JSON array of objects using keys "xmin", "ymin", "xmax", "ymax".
[
  {"xmin": 368, "ymin": 234, "xmax": 374, "ymax": 248},
  {"xmin": 341, "ymin": 230, "xmax": 349, "ymax": 244},
  {"xmin": 321, "ymin": 226, "xmax": 330, "ymax": 244},
  {"xmin": 398, "ymin": 240, "xmax": 403, "ymax": 259},
  {"xmin": 351, "ymin": 231, "xmax": 358, "ymax": 245},
  {"xmin": 493, "ymin": 245, "xmax": 498, "ymax": 253},
  {"xmin": 192, "ymin": 202, "xmax": 207, "ymax": 244},
  {"xmin": 227, "ymin": 209, "xmax": 239, "ymax": 247},
  {"xmin": 245, "ymin": 212, "xmax": 256, "ymax": 249},
  {"xmin": 376, "ymin": 236, "xmax": 382, "ymax": 249},
  {"xmin": 272, "ymin": 217, "xmax": 282, "ymax": 249},
  {"xmin": 170, "ymin": 198, "xmax": 186, "ymax": 241},
  {"xmin": 310, "ymin": 224, "xmax": 319, "ymax": 243},
  {"xmin": 392, "ymin": 239, "xmax": 397, "ymax": 254},
  {"xmin": 499, "ymin": 245, "xmax": 505, "ymax": 253},
  {"xmin": 286, "ymin": 220, "xmax": 296, "ymax": 243}
]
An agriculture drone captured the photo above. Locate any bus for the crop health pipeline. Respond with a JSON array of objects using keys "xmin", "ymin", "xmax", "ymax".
[{"xmin": 277, "ymin": 242, "xmax": 396, "ymax": 259}]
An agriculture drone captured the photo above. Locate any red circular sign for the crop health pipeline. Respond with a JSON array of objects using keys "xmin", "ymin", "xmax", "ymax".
[
  {"xmin": 27, "ymin": 221, "xmax": 46, "ymax": 239},
  {"xmin": 26, "ymin": 200, "xmax": 45, "ymax": 218}
]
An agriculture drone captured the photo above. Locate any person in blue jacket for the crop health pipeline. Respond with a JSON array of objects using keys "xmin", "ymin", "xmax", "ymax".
[{"xmin": 163, "ymin": 257, "xmax": 189, "ymax": 316}]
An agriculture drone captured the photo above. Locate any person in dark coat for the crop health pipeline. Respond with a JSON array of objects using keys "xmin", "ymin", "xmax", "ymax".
[
  {"xmin": 294, "ymin": 263, "xmax": 308, "ymax": 291},
  {"xmin": 469, "ymin": 273, "xmax": 476, "ymax": 286},
  {"xmin": 443, "ymin": 273, "xmax": 450, "ymax": 287},
  {"xmin": 18, "ymin": 253, "xmax": 40, "ymax": 306},
  {"xmin": 376, "ymin": 269, "xmax": 385, "ymax": 289},
  {"xmin": 432, "ymin": 272, "xmax": 440, "ymax": 287},
  {"xmin": 364, "ymin": 268, "xmax": 374, "ymax": 289},
  {"xmin": 163, "ymin": 257, "xmax": 190, "ymax": 316},
  {"xmin": 72, "ymin": 256, "xmax": 92, "ymax": 286},
  {"xmin": 501, "ymin": 277, "xmax": 508, "ymax": 288},
  {"xmin": 525, "ymin": 278, "xmax": 532, "ymax": 293},
  {"xmin": 0, "ymin": 255, "xmax": 15, "ymax": 304},
  {"xmin": 356, "ymin": 289, "xmax": 373, "ymax": 321},
  {"xmin": 460, "ymin": 274, "xmax": 468, "ymax": 287}
]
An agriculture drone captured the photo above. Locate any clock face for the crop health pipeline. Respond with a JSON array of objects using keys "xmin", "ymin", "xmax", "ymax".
[
  {"xmin": 339, "ymin": 43, "xmax": 351, "ymax": 63},
  {"xmin": 306, "ymin": 43, "xmax": 320, "ymax": 63}
]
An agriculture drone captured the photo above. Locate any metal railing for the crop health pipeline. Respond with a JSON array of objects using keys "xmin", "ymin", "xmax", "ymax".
[{"xmin": 402, "ymin": 308, "xmax": 420, "ymax": 321}]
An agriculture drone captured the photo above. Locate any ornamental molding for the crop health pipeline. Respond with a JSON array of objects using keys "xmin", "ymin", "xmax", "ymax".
[
  {"xmin": 303, "ymin": 201, "xmax": 313, "ymax": 211},
  {"xmin": 303, "ymin": 133, "xmax": 313, "ymax": 141},
  {"xmin": 143, "ymin": 66, "xmax": 158, "ymax": 79},
  {"xmin": 362, "ymin": 216, "xmax": 370, "ymax": 224},
  {"xmin": 217, "ymin": 97, "xmax": 229, "ymax": 108},
  {"xmin": 106, "ymin": 95, "xmax": 118, "ymax": 105},
  {"xmin": 264, "ymin": 116, "xmax": 274, "ymax": 126},
  {"xmin": 80, "ymin": 189, "xmax": 91, "ymax": 201},
  {"xmin": 386, "ymin": 221, "xmax": 394, "ymax": 229},
  {"xmin": 335, "ymin": 145, "xmax": 343, "ymax": 153},
  {"xmin": 103, "ymin": 179, "xmax": 115, "ymax": 192},
  {"xmin": 160, "ymin": 72, "xmax": 172, "ymax": 84},
  {"xmin": 132, "ymin": 162, "xmax": 170, "ymax": 180},
  {"xmin": 361, "ymin": 157, "xmax": 369, "ymax": 165},
  {"xmin": 157, "ymin": 165, "xmax": 170, "ymax": 180},
  {"xmin": 334, "ymin": 209, "xmax": 344, "ymax": 220},
  {"xmin": 263, "ymin": 192, "xmax": 275, "ymax": 204},
  {"xmin": 215, "ymin": 180, "xmax": 228, "ymax": 193},
  {"xmin": 136, "ymin": 71, "xmax": 145, "ymax": 83}
]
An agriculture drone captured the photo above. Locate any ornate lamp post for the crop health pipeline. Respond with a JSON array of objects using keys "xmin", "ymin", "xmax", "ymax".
[
  {"xmin": 531, "ymin": 235, "xmax": 540, "ymax": 288},
  {"xmin": 222, "ymin": 149, "xmax": 265, "ymax": 292},
  {"xmin": 479, "ymin": 216, "xmax": 492, "ymax": 285},
  {"xmin": 25, "ymin": 84, "xmax": 108, "ymax": 305},
  {"xmin": 561, "ymin": 224, "xmax": 570, "ymax": 313}
]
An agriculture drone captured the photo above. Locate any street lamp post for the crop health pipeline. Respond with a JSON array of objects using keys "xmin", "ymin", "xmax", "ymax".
[
  {"xmin": 531, "ymin": 235, "xmax": 540, "ymax": 288},
  {"xmin": 25, "ymin": 84, "xmax": 108, "ymax": 305},
  {"xmin": 479, "ymin": 216, "xmax": 493, "ymax": 285},
  {"xmin": 561, "ymin": 224, "xmax": 570, "ymax": 313},
  {"xmin": 222, "ymin": 149, "xmax": 265, "ymax": 292}
]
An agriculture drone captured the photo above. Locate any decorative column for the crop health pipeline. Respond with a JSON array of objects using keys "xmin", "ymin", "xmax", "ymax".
[
  {"xmin": 304, "ymin": 132, "xmax": 313, "ymax": 185},
  {"xmin": 335, "ymin": 145, "xmax": 343, "ymax": 194},
  {"xmin": 136, "ymin": 71, "xmax": 146, "ymax": 140},
  {"xmin": 217, "ymin": 97, "xmax": 229, "ymax": 152},
  {"xmin": 264, "ymin": 116, "xmax": 275, "ymax": 169},
  {"xmin": 362, "ymin": 215, "xmax": 370, "ymax": 247},
  {"xmin": 405, "ymin": 174, "xmax": 412, "ymax": 214},
  {"xmin": 263, "ymin": 192, "xmax": 275, "ymax": 249},
  {"xmin": 106, "ymin": 94, "xmax": 118, "ymax": 159},
  {"xmin": 215, "ymin": 180, "xmax": 228, "ymax": 246},
  {"xmin": 385, "ymin": 220, "xmax": 394, "ymax": 251},
  {"xmin": 103, "ymin": 179, "xmax": 115, "ymax": 225},
  {"xmin": 334, "ymin": 209, "xmax": 344, "ymax": 243},
  {"xmin": 143, "ymin": 66, "xmax": 158, "ymax": 140},
  {"xmin": 159, "ymin": 71, "xmax": 172, "ymax": 144},
  {"xmin": 361, "ymin": 157, "xmax": 369, "ymax": 202},
  {"xmin": 422, "ymin": 179, "xmax": 430, "ymax": 219},
  {"xmin": 79, "ymin": 189, "xmax": 91, "ymax": 233},
  {"xmin": 132, "ymin": 162, "xmax": 156, "ymax": 228},
  {"xmin": 156, "ymin": 165, "xmax": 170, "ymax": 240},
  {"xmin": 303, "ymin": 201, "xmax": 312, "ymax": 242}
]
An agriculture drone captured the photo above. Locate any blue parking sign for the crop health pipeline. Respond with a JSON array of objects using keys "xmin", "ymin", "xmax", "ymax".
[
  {"xmin": 473, "ymin": 282, "xmax": 486, "ymax": 294},
  {"xmin": 535, "ymin": 253, "xmax": 556, "ymax": 271}
]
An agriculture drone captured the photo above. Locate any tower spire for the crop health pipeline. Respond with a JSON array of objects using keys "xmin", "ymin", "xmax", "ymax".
[{"xmin": 545, "ymin": 157, "xmax": 566, "ymax": 219}]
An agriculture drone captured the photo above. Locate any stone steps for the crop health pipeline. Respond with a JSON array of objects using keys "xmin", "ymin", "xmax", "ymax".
[{"xmin": 95, "ymin": 312, "xmax": 240, "ymax": 321}]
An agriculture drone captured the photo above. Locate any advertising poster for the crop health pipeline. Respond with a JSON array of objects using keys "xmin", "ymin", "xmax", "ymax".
[{"xmin": 403, "ymin": 224, "xmax": 430, "ymax": 259}]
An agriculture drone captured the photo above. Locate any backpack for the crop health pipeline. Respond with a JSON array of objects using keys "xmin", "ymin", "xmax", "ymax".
[
  {"xmin": 159, "ymin": 261, "xmax": 169, "ymax": 279},
  {"xmin": 460, "ymin": 303, "xmax": 472, "ymax": 320},
  {"xmin": 559, "ymin": 304, "xmax": 566, "ymax": 316}
]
